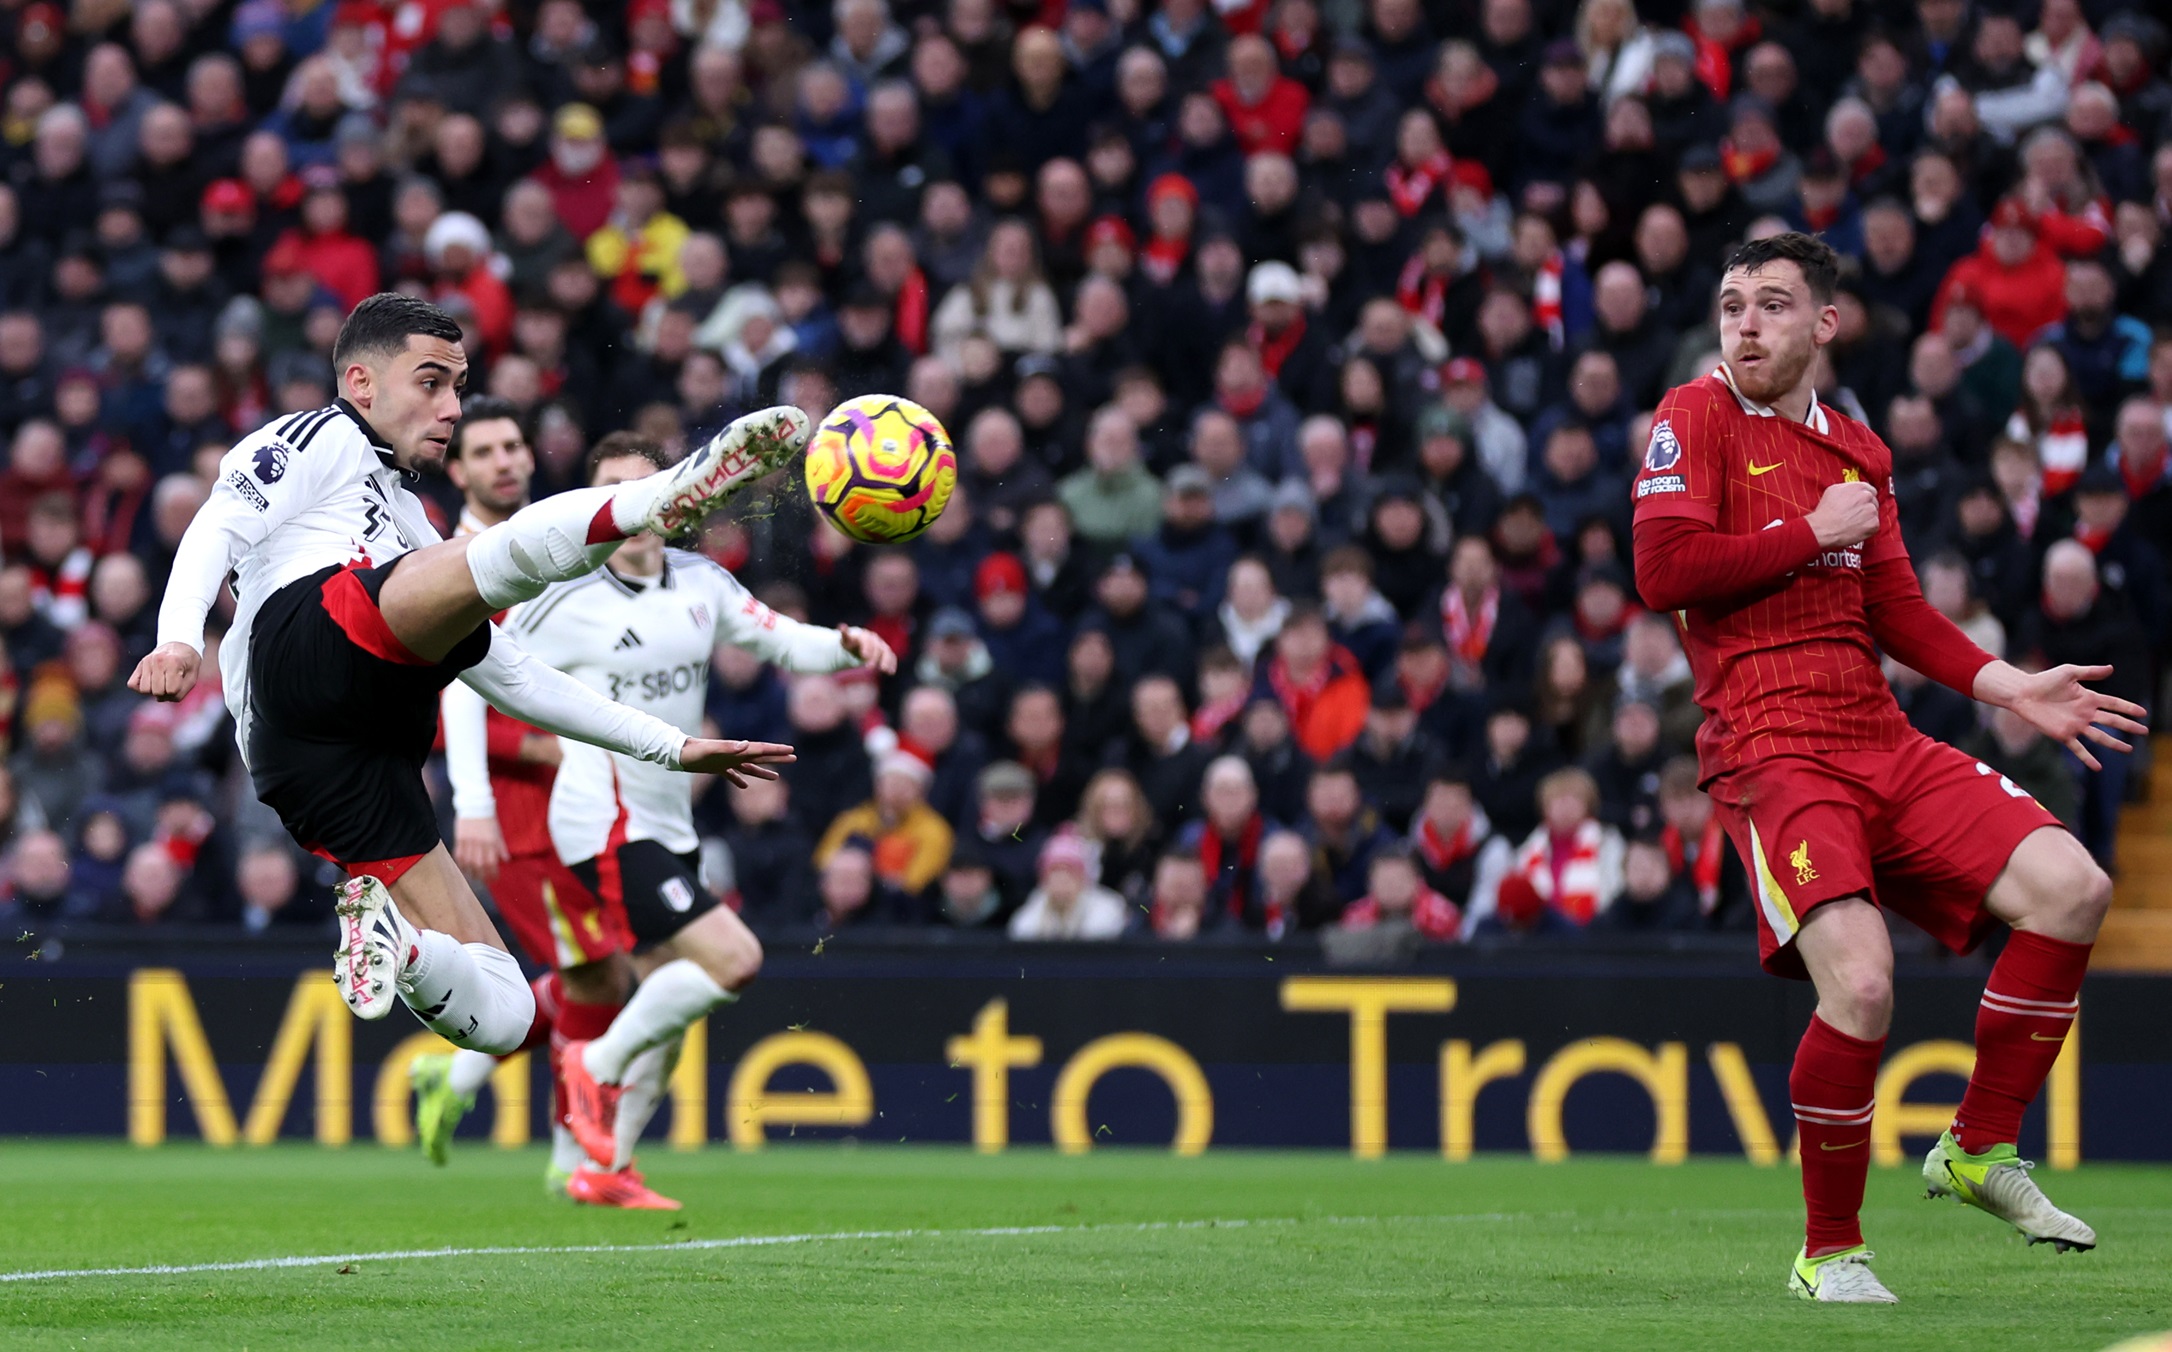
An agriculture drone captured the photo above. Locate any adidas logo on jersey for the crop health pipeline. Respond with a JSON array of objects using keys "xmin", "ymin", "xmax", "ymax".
[{"xmin": 612, "ymin": 628, "xmax": 644, "ymax": 650}]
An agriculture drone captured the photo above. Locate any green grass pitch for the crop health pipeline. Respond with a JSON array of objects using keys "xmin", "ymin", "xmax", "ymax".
[{"xmin": 1, "ymin": 1143, "xmax": 2168, "ymax": 1350}]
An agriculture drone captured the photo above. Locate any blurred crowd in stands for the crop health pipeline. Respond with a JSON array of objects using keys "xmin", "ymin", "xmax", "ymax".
[{"xmin": 0, "ymin": 0, "xmax": 2169, "ymax": 952}]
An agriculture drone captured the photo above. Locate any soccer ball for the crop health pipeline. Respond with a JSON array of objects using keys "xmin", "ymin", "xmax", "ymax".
[{"xmin": 803, "ymin": 394, "xmax": 956, "ymax": 544}]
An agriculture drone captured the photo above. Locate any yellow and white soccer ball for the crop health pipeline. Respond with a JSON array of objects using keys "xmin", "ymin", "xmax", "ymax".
[{"xmin": 803, "ymin": 394, "xmax": 956, "ymax": 544}]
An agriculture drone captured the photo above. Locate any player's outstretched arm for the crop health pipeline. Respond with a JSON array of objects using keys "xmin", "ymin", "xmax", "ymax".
[
  {"xmin": 678, "ymin": 738, "xmax": 799, "ymax": 789},
  {"xmin": 835, "ymin": 624, "xmax": 897, "ymax": 674},
  {"xmin": 460, "ymin": 630, "xmax": 692, "ymax": 767},
  {"xmin": 1973, "ymin": 662, "xmax": 2149, "ymax": 772},
  {"xmin": 703, "ymin": 561, "xmax": 895, "ymax": 674}
]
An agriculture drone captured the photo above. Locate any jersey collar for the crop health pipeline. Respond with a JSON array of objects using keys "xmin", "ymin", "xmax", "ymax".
[
  {"xmin": 335, "ymin": 398, "xmax": 408, "ymax": 474},
  {"xmin": 603, "ymin": 557, "xmax": 672, "ymax": 594},
  {"xmin": 1714, "ymin": 363, "xmax": 1830, "ymax": 434}
]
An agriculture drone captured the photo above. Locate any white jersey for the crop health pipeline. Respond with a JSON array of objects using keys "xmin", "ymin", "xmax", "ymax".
[
  {"xmin": 499, "ymin": 550, "xmax": 857, "ymax": 862},
  {"xmin": 157, "ymin": 400, "xmax": 689, "ymax": 771},
  {"xmin": 157, "ymin": 403, "xmax": 435, "ymax": 729}
]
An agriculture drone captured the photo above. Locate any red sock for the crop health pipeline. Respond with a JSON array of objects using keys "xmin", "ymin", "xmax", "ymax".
[
  {"xmin": 1791, "ymin": 1014, "xmax": 1884, "ymax": 1255},
  {"xmin": 585, "ymin": 501, "xmax": 628, "ymax": 544},
  {"xmin": 549, "ymin": 994, "xmax": 623, "ymax": 1130},
  {"xmin": 1952, "ymin": 931, "xmax": 2090, "ymax": 1154},
  {"xmin": 508, "ymin": 972, "xmax": 562, "ymax": 1056}
]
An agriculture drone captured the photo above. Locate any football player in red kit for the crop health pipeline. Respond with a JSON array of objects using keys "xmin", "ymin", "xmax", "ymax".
[{"xmin": 1631, "ymin": 233, "xmax": 2146, "ymax": 1304}]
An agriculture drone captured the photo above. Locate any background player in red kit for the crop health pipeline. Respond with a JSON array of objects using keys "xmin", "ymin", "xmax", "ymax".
[{"xmin": 1631, "ymin": 234, "xmax": 2147, "ymax": 1304}]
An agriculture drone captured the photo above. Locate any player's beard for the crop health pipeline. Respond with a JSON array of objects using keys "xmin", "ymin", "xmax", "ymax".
[{"xmin": 1727, "ymin": 338, "xmax": 1815, "ymax": 407}]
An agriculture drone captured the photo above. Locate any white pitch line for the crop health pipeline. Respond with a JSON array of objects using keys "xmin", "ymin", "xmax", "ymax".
[{"xmin": 0, "ymin": 1214, "xmax": 1513, "ymax": 1285}]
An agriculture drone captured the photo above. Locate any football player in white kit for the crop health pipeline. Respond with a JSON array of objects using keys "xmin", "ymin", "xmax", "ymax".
[
  {"xmin": 132, "ymin": 294, "xmax": 811, "ymax": 1055},
  {"xmin": 437, "ymin": 431, "xmax": 896, "ymax": 1206}
]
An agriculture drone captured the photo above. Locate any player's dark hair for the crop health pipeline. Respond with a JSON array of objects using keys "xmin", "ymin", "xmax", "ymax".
[
  {"xmin": 449, "ymin": 395, "xmax": 527, "ymax": 461},
  {"xmin": 331, "ymin": 292, "xmax": 463, "ymax": 370},
  {"xmin": 1722, "ymin": 232, "xmax": 1841, "ymax": 304},
  {"xmin": 585, "ymin": 430, "xmax": 667, "ymax": 480}
]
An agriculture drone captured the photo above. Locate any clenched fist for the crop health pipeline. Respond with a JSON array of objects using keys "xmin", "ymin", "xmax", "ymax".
[
  {"xmin": 128, "ymin": 641, "xmax": 202, "ymax": 702},
  {"xmin": 1806, "ymin": 481, "xmax": 1880, "ymax": 549}
]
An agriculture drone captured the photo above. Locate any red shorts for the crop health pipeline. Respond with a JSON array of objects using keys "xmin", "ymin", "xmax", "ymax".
[
  {"xmin": 1706, "ymin": 733, "xmax": 2064, "ymax": 979},
  {"xmin": 490, "ymin": 851, "xmax": 632, "ymax": 969}
]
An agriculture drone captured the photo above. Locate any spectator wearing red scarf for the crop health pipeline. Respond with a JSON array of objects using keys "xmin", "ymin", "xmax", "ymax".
[
  {"xmin": 1178, "ymin": 755, "xmax": 1276, "ymax": 927},
  {"xmin": 1141, "ymin": 174, "xmax": 1198, "ymax": 287},
  {"xmin": 1439, "ymin": 535, "xmax": 1539, "ymax": 695},
  {"xmin": 1384, "ymin": 107, "xmax": 1489, "ymax": 218},
  {"xmin": 1683, "ymin": 0, "xmax": 1760, "ymax": 100},
  {"xmin": 1341, "ymin": 847, "xmax": 1462, "ymax": 941},
  {"xmin": 1410, "ymin": 768, "xmax": 1506, "ymax": 909},
  {"xmin": 1244, "ymin": 261, "xmax": 1329, "ymax": 408},
  {"xmin": 1255, "ymin": 606, "xmax": 1369, "ymax": 760},
  {"xmin": 1656, "ymin": 757, "xmax": 1740, "ymax": 922},
  {"xmin": 1213, "ymin": 35, "xmax": 1310, "ymax": 156}
]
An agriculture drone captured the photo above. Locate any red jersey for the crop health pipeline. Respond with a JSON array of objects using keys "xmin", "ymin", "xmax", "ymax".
[
  {"xmin": 481, "ymin": 706, "xmax": 558, "ymax": 858},
  {"xmin": 1630, "ymin": 367, "xmax": 1992, "ymax": 781},
  {"xmin": 449, "ymin": 506, "xmax": 559, "ymax": 858}
]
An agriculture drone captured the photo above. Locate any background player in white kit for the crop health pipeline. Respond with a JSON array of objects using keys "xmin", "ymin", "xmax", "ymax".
[
  {"xmin": 131, "ymin": 294, "xmax": 810, "ymax": 1055},
  {"xmin": 435, "ymin": 432, "xmax": 895, "ymax": 1205}
]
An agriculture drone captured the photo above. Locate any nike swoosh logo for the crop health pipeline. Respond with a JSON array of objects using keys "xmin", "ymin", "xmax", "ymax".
[
  {"xmin": 2030, "ymin": 1032, "xmax": 2067, "ymax": 1042},
  {"xmin": 1748, "ymin": 462, "xmax": 1783, "ymax": 476},
  {"xmin": 1819, "ymin": 1139, "xmax": 1867, "ymax": 1151}
]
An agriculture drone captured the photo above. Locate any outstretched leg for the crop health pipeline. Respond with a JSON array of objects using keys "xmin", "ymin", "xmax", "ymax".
[
  {"xmin": 376, "ymin": 406, "xmax": 812, "ymax": 661},
  {"xmin": 1923, "ymin": 826, "xmax": 2107, "ymax": 1252}
]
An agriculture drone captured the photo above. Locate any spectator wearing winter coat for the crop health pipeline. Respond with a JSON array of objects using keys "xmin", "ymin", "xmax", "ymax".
[
  {"xmin": 1254, "ymin": 606, "xmax": 1371, "ymax": 762},
  {"xmin": 1008, "ymin": 830, "xmax": 1129, "ymax": 940},
  {"xmin": 1595, "ymin": 837, "xmax": 1703, "ymax": 932},
  {"xmin": 1340, "ymin": 846, "xmax": 1461, "ymax": 941},
  {"xmin": 721, "ymin": 777, "xmax": 814, "ymax": 927},
  {"xmin": 1931, "ymin": 199, "xmax": 2072, "ymax": 347},
  {"xmin": 1503, "ymin": 767, "xmax": 1625, "ymax": 928},
  {"xmin": 1177, "ymin": 756, "xmax": 1278, "ymax": 929},
  {"xmin": 816, "ymin": 750, "xmax": 956, "ymax": 900},
  {"xmin": 1213, "ymin": 36, "xmax": 1310, "ymax": 156},
  {"xmin": 1058, "ymin": 407, "xmax": 1163, "ymax": 546},
  {"xmin": 1319, "ymin": 546, "xmax": 1400, "ymax": 680}
]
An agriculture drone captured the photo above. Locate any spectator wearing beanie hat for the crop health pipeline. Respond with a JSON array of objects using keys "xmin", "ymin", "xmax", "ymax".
[
  {"xmin": 1139, "ymin": 173, "xmax": 1199, "ymax": 287},
  {"xmin": 11, "ymin": 672, "xmax": 97, "ymax": 830},
  {"xmin": 1007, "ymin": 828, "xmax": 1129, "ymax": 940},
  {"xmin": 974, "ymin": 552, "xmax": 1066, "ymax": 687},
  {"xmin": 815, "ymin": 748, "xmax": 955, "ymax": 902},
  {"xmin": 527, "ymin": 102, "xmax": 620, "ymax": 241},
  {"xmin": 422, "ymin": 210, "xmax": 513, "ymax": 355}
]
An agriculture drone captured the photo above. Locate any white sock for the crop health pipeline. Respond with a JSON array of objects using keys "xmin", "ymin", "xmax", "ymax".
[
  {"xmin": 550, "ymin": 1123, "xmax": 588, "ymax": 1178},
  {"xmin": 448, "ymin": 1047, "xmax": 497, "ymax": 1098},
  {"xmin": 400, "ymin": 935, "xmax": 535, "ymax": 1055},
  {"xmin": 581, "ymin": 959, "xmax": 730, "ymax": 1083},
  {"xmin": 611, "ymin": 1038, "xmax": 678, "ymax": 1170},
  {"xmin": 464, "ymin": 486, "xmax": 627, "ymax": 609}
]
